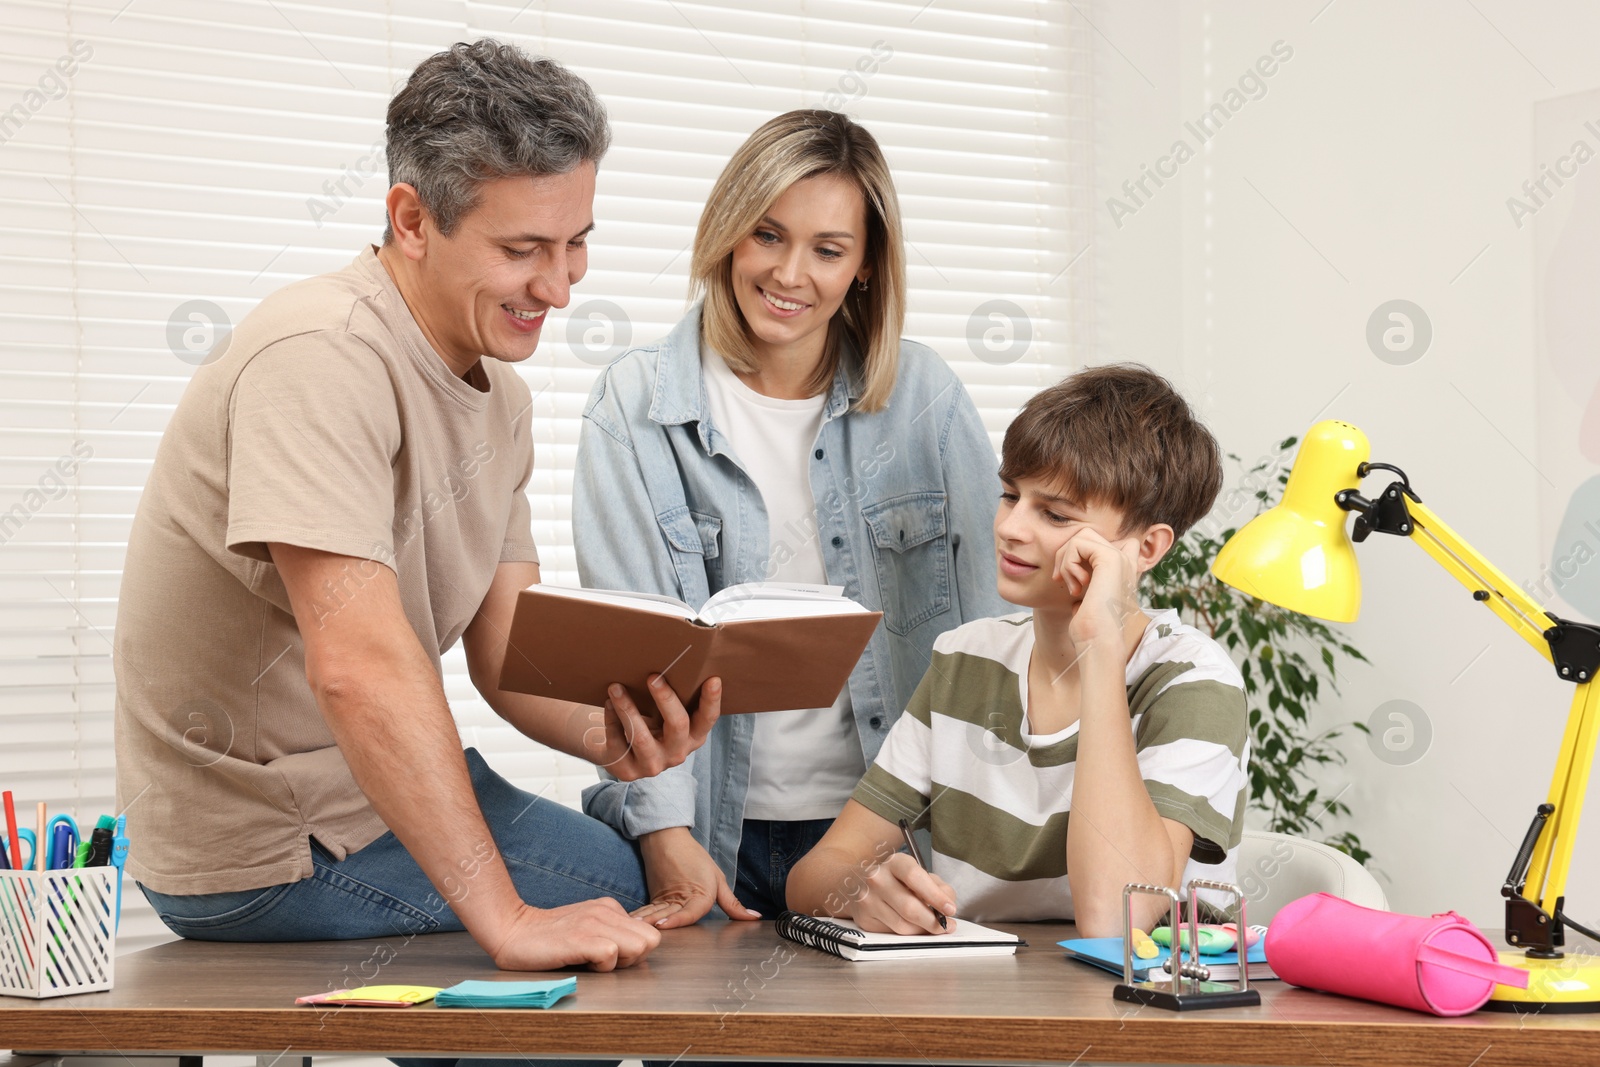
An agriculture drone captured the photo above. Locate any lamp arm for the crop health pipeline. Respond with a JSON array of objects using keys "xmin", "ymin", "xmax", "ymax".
[
  {"xmin": 1360, "ymin": 486, "xmax": 1600, "ymax": 957},
  {"xmin": 1337, "ymin": 480, "xmax": 1600, "ymax": 677},
  {"xmin": 1502, "ymin": 681, "xmax": 1600, "ymax": 957},
  {"xmin": 1401, "ymin": 497, "xmax": 1559, "ymax": 667}
]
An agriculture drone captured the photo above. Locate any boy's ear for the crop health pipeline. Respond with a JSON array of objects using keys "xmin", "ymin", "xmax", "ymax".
[{"xmin": 1134, "ymin": 523, "xmax": 1176, "ymax": 575}]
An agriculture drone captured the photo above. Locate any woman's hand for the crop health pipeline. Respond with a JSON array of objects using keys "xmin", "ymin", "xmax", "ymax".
[{"xmin": 631, "ymin": 826, "xmax": 762, "ymax": 928}]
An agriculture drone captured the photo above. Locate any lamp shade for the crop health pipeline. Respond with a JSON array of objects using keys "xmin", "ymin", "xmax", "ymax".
[{"xmin": 1211, "ymin": 420, "xmax": 1370, "ymax": 623}]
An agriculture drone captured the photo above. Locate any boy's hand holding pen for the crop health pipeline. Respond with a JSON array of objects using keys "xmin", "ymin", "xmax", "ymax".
[{"xmin": 839, "ymin": 818, "xmax": 958, "ymax": 936}]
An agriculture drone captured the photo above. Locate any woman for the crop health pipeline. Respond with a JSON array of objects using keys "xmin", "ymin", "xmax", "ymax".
[{"xmin": 573, "ymin": 110, "xmax": 1006, "ymax": 925}]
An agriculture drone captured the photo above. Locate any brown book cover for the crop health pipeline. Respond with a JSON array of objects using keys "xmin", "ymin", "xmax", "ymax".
[{"xmin": 498, "ymin": 586, "xmax": 883, "ymax": 714}]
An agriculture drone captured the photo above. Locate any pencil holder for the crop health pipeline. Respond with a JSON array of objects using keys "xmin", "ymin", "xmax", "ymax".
[{"xmin": 0, "ymin": 868, "xmax": 118, "ymax": 998}]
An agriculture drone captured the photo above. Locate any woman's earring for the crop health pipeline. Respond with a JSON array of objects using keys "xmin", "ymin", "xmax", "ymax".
[{"xmin": 856, "ymin": 278, "xmax": 869, "ymax": 292}]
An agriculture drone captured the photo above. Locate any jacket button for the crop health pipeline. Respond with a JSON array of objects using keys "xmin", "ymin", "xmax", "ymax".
[
  {"xmin": 869, "ymin": 716, "xmax": 883, "ymax": 729},
  {"xmin": 814, "ymin": 448, "xmax": 824, "ymax": 460},
  {"xmin": 831, "ymin": 536, "xmax": 843, "ymax": 547}
]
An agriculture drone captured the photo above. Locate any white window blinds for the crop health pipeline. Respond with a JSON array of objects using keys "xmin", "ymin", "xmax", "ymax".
[{"xmin": 1, "ymin": 0, "xmax": 1089, "ymax": 954}]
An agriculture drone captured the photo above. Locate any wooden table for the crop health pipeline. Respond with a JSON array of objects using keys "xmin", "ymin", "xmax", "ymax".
[{"xmin": 2, "ymin": 920, "xmax": 1597, "ymax": 1066}]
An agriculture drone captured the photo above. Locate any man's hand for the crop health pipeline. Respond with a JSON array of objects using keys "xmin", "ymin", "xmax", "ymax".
[
  {"xmin": 582, "ymin": 675, "xmax": 722, "ymax": 782},
  {"xmin": 273, "ymin": 544, "xmax": 649, "ymax": 968},
  {"xmin": 465, "ymin": 561, "xmax": 720, "ymax": 778},
  {"xmin": 1053, "ymin": 527, "xmax": 1143, "ymax": 649},
  {"xmin": 847, "ymin": 853, "xmax": 958, "ymax": 935},
  {"xmin": 488, "ymin": 899, "xmax": 662, "ymax": 972},
  {"xmin": 632, "ymin": 826, "xmax": 761, "ymax": 928}
]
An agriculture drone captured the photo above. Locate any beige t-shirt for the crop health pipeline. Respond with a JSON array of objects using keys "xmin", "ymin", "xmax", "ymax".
[{"xmin": 115, "ymin": 246, "xmax": 538, "ymax": 895}]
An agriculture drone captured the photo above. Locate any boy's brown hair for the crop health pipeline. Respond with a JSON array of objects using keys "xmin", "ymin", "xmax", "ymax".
[{"xmin": 999, "ymin": 363, "xmax": 1223, "ymax": 538}]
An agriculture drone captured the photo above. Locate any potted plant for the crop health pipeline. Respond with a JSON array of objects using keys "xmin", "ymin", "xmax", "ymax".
[{"xmin": 1146, "ymin": 437, "xmax": 1373, "ymax": 865}]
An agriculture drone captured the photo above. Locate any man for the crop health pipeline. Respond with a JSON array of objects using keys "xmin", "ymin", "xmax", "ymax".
[{"xmin": 114, "ymin": 39, "xmax": 716, "ymax": 971}]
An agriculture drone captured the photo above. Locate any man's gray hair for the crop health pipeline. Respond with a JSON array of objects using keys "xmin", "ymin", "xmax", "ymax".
[{"xmin": 384, "ymin": 39, "xmax": 610, "ymax": 240}]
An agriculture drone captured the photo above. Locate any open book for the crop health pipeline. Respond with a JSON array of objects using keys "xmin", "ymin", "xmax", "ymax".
[
  {"xmin": 776, "ymin": 911, "xmax": 1024, "ymax": 961},
  {"xmin": 498, "ymin": 583, "xmax": 882, "ymax": 715}
]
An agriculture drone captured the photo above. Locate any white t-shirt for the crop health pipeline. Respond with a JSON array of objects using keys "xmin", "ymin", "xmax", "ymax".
[{"xmin": 700, "ymin": 348, "xmax": 866, "ymax": 821}]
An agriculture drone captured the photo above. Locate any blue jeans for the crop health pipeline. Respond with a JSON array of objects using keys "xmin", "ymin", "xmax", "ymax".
[
  {"xmin": 141, "ymin": 748, "xmax": 648, "ymax": 940},
  {"xmin": 141, "ymin": 748, "xmax": 646, "ymax": 1067},
  {"xmin": 732, "ymin": 818, "xmax": 833, "ymax": 921}
]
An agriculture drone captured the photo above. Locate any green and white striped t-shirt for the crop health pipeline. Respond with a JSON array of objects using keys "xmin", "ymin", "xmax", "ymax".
[{"xmin": 850, "ymin": 609, "xmax": 1249, "ymax": 923}]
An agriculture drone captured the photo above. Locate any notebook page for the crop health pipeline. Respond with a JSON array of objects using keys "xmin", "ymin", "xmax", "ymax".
[{"xmin": 831, "ymin": 917, "xmax": 1020, "ymax": 946}]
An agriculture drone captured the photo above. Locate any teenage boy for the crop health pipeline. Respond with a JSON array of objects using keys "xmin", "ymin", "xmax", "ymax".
[{"xmin": 787, "ymin": 364, "xmax": 1248, "ymax": 938}]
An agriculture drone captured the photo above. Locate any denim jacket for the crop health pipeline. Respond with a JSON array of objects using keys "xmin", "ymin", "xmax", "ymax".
[{"xmin": 575, "ymin": 304, "xmax": 1007, "ymax": 886}]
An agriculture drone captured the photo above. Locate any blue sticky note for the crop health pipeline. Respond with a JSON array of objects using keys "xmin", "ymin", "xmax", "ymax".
[
  {"xmin": 1058, "ymin": 936, "xmax": 1269, "ymax": 981},
  {"xmin": 435, "ymin": 977, "xmax": 578, "ymax": 1009}
]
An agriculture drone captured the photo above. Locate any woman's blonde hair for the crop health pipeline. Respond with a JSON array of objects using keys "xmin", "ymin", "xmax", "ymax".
[{"xmin": 690, "ymin": 110, "xmax": 906, "ymax": 413}]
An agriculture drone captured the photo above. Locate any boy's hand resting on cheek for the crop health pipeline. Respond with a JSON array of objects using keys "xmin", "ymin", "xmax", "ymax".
[
  {"xmin": 1053, "ymin": 526, "xmax": 1143, "ymax": 650},
  {"xmin": 848, "ymin": 853, "xmax": 959, "ymax": 935}
]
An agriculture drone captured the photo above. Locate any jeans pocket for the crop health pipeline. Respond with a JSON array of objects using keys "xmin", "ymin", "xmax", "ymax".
[
  {"xmin": 776, "ymin": 818, "xmax": 833, "ymax": 870},
  {"xmin": 863, "ymin": 491, "xmax": 952, "ymax": 635},
  {"xmin": 147, "ymin": 881, "xmax": 295, "ymax": 935}
]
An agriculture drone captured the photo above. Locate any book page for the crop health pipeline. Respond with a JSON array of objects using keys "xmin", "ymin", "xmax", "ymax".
[
  {"xmin": 697, "ymin": 581, "xmax": 864, "ymax": 624},
  {"xmin": 532, "ymin": 584, "xmax": 697, "ymax": 621}
]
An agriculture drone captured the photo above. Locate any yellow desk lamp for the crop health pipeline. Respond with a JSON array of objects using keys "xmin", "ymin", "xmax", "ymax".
[{"xmin": 1213, "ymin": 419, "xmax": 1600, "ymax": 1011}]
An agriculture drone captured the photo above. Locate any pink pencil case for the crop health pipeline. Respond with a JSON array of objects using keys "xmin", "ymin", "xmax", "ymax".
[{"xmin": 1264, "ymin": 892, "xmax": 1529, "ymax": 1016}]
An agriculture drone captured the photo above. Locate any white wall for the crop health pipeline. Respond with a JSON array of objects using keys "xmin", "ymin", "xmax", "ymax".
[
  {"xmin": 1095, "ymin": 0, "xmax": 1600, "ymax": 927},
  {"xmin": 7, "ymin": 0, "xmax": 1594, "ymax": 944}
]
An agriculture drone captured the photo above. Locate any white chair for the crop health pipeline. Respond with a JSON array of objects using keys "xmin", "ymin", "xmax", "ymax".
[{"xmin": 1236, "ymin": 829, "xmax": 1387, "ymax": 925}]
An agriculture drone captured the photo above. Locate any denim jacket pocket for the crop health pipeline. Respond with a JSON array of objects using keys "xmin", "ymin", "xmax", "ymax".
[
  {"xmin": 862, "ymin": 491, "xmax": 952, "ymax": 635},
  {"xmin": 657, "ymin": 506, "xmax": 723, "ymax": 591},
  {"xmin": 658, "ymin": 506, "xmax": 722, "ymax": 558}
]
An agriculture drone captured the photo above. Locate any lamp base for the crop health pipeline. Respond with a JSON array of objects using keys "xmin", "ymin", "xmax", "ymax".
[{"xmin": 1481, "ymin": 951, "xmax": 1600, "ymax": 1012}]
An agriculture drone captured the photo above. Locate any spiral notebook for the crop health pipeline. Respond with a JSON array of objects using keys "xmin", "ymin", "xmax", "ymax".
[{"xmin": 776, "ymin": 910, "xmax": 1024, "ymax": 961}]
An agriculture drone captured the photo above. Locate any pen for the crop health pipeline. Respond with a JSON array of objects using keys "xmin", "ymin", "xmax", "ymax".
[
  {"xmin": 47, "ymin": 815, "xmax": 79, "ymax": 870},
  {"xmin": 35, "ymin": 802, "xmax": 47, "ymax": 873},
  {"xmin": 897, "ymin": 817, "xmax": 947, "ymax": 930},
  {"xmin": 0, "ymin": 796, "xmax": 35, "ymax": 972},
  {"xmin": 2, "ymin": 791, "xmax": 19, "ymax": 874}
]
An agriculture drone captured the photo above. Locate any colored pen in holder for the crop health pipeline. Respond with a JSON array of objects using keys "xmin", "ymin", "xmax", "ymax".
[
  {"xmin": 1112, "ymin": 879, "xmax": 1261, "ymax": 1012},
  {"xmin": 46, "ymin": 815, "xmax": 80, "ymax": 872}
]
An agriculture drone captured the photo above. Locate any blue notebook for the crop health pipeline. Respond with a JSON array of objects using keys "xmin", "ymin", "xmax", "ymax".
[
  {"xmin": 1058, "ymin": 936, "xmax": 1276, "ymax": 982},
  {"xmin": 435, "ymin": 977, "xmax": 578, "ymax": 1009}
]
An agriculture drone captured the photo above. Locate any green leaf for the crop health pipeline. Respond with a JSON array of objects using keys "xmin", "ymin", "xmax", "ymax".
[{"xmin": 1152, "ymin": 486, "xmax": 1373, "ymax": 872}]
